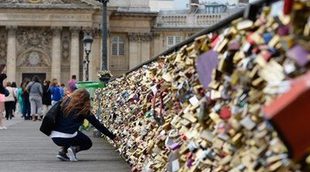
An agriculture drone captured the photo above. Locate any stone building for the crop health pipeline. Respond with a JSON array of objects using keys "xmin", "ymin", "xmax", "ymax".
[{"xmin": 0, "ymin": 0, "xmax": 244, "ymax": 84}]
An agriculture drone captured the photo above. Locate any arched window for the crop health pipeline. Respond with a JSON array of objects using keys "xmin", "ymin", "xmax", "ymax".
[{"xmin": 111, "ymin": 36, "xmax": 124, "ymax": 56}]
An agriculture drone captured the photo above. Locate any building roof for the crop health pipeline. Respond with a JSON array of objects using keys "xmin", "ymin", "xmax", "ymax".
[
  {"xmin": 0, "ymin": 0, "xmax": 101, "ymax": 10},
  {"xmin": 112, "ymin": 9, "xmax": 158, "ymax": 17}
]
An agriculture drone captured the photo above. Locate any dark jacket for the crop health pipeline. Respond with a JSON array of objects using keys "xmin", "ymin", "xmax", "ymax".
[
  {"xmin": 0, "ymin": 85, "xmax": 9, "ymax": 96},
  {"xmin": 0, "ymin": 73, "xmax": 9, "ymax": 96},
  {"xmin": 22, "ymin": 89, "xmax": 30, "ymax": 104},
  {"xmin": 42, "ymin": 85, "xmax": 52, "ymax": 105},
  {"xmin": 54, "ymin": 103, "xmax": 115, "ymax": 140}
]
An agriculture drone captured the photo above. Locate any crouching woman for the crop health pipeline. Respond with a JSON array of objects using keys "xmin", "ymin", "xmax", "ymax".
[{"xmin": 50, "ymin": 88, "xmax": 119, "ymax": 161}]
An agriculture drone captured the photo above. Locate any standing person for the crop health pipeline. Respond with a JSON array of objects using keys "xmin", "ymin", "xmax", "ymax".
[
  {"xmin": 4, "ymin": 82, "xmax": 16, "ymax": 120},
  {"xmin": 11, "ymin": 82, "xmax": 18, "ymax": 117},
  {"xmin": 0, "ymin": 64, "xmax": 8, "ymax": 128},
  {"xmin": 50, "ymin": 89, "xmax": 119, "ymax": 161},
  {"xmin": 67, "ymin": 75, "xmax": 77, "ymax": 94},
  {"xmin": 0, "ymin": 64, "xmax": 9, "ymax": 97},
  {"xmin": 0, "ymin": 94, "xmax": 6, "ymax": 129},
  {"xmin": 49, "ymin": 79, "xmax": 62, "ymax": 106},
  {"xmin": 60, "ymin": 83, "xmax": 66, "ymax": 98},
  {"xmin": 27, "ymin": 76, "xmax": 43, "ymax": 121},
  {"xmin": 16, "ymin": 83, "xmax": 24, "ymax": 118},
  {"xmin": 42, "ymin": 80, "xmax": 51, "ymax": 117},
  {"xmin": 22, "ymin": 80, "xmax": 31, "ymax": 120}
]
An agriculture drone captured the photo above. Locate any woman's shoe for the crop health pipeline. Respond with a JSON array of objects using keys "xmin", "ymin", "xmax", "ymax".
[
  {"xmin": 67, "ymin": 147, "xmax": 78, "ymax": 162},
  {"xmin": 56, "ymin": 151, "xmax": 69, "ymax": 161}
]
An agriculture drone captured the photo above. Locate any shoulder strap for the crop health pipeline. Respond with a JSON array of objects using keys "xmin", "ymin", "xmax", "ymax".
[{"xmin": 28, "ymin": 82, "xmax": 35, "ymax": 92}]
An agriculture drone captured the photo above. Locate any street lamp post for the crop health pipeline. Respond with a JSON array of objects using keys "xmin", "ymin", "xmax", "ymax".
[
  {"xmin": 98, "ymin": 0, "xmax": 109, "ymax": 71},
  {"xmin": 83, "ymin": 32, "xmax": 93, "ymax": 81}
]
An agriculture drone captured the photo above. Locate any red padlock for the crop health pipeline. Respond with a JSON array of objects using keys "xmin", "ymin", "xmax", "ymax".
[{"xmin": 284, "ymin": 0, "xmax": 294, "ymax": 15}]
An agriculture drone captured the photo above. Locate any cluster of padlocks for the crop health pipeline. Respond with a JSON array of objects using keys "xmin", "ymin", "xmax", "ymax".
[{"xmin": 93, "ymin": 1, "xmax": 309, "ymax": 171}]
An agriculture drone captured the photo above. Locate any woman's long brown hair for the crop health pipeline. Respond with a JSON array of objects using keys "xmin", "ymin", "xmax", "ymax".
[
  {"xmin": 61, "ymin": 89, "xmax": 91, "ymax": 117},
  {"xmin": 0, "ymin": 64, "xmax": 6, "ymax": 73}
]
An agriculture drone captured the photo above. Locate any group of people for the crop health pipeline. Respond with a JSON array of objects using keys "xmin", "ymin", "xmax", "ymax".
[
  {"xmin": 0, "ymin": 74, "xmax": 78, "ymax": 129},
  {"xmin": 0, "ymin": 64, "xmax": 119, "ymax": 162}
]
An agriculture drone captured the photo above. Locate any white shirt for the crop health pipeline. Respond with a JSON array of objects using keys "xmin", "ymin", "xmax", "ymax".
[
  {"xmin": 49, "ymin": 131, "xmax": 78, "ymax": 138},
  {"xmin": 4, "ymin": 87, "xmax": 15, "ymax": 102}
]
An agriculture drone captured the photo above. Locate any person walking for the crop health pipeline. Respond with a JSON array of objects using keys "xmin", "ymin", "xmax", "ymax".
[
  {"xmin": 27, "ymin": 76, "xmax": 43, "ymax": 121},
  {"xmin": 0, "ymin": 94, "xmax": 6, "ymax": 129},
  {"xmin": 50, "ymin": 89, "xmax": 119, "ymax": 161},
  {"xmin": 42, "ymin": 80, "xmax": 51, "ymax": 117},
  {"xmin": 4, "ymin": 82, "xmax": 16, "ymax": 120}
]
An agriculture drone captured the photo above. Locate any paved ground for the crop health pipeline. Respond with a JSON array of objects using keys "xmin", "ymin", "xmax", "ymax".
[{"xmin": 0, "ymin": 117, "xmax": 130, "ymax": 172}]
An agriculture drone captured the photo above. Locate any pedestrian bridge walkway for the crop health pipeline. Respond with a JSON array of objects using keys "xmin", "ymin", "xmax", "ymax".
[{"xmin": 0, "ymin": 117, "xmax": 130, "ymax": 172}]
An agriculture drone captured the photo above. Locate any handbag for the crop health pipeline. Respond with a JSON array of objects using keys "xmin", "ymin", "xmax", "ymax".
[{"xmin": 40, "ymin": 101, "xmax": 62, "ymax": 136}]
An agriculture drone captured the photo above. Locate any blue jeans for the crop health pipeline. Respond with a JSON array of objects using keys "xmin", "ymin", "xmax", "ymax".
[
  {"xmin": 22, "ymin": 101, "xmax": 31, "ymax": 119},
  {"xmin": 29, "ymin": 95, "xmax": 42, "ymax": 116},
  {"xmin": 52, "ymin": 131, "xmax": 92, "ymax": 152}
]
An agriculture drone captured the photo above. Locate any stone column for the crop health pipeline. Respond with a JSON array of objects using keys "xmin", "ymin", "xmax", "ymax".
[
  {"xmin": 89, "ymin": 29, "xmax": 101, "ymax": 81},
  {"xmin": 51, "ymin": 27, "xmax": 62, "ymax": 81},
  {"xmin": 128, "ymin": 33, "xmax": 152, "ymax": 69},
  {"xmin": 140, "ymin": 33, "xmax": 152, "ymax": 62},
  {"xmin": 151, "ymin": 32, "xmax": 161, "ymax": 57},
  {"xmin": 141, "ymin": 42, "xmax": 150, "ymax": 62},
  {"xmin": 6, "ymin": 26, "xmax": 17, "ymax": 82},
  {"xmin": 128, "ymin": 33, "xmax": 139, "ymax": 69},
  {"xmin": 70, "ymin": 27, "xmax": 80, "ymax": 80}
]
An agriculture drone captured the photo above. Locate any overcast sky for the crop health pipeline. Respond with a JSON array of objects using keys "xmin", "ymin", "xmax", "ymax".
[{"xmin": 173, "ymin": 0, "xmax": 187, "ymax": 9}]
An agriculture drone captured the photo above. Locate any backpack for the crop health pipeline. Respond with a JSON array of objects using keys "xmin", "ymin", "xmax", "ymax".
[{"xmin": 39, "ymin": 101, "xmax": 63, "ymax": 136}]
